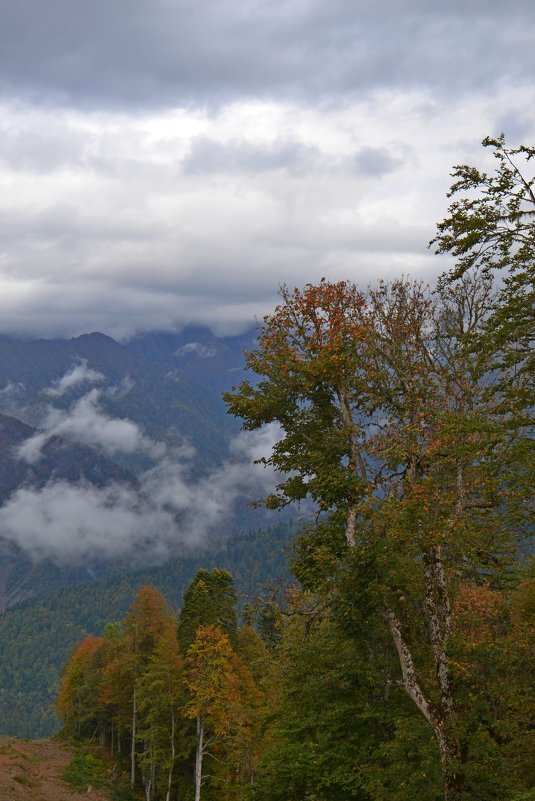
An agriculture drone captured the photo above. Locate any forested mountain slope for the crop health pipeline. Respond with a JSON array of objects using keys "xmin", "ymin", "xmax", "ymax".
[
  {"xmin": 0, "ymin": 328, "xmax": 265, "ymax": 616},
  {"xmin": 0, "ymin": 521, "xmax": 293, "ymax": 738},
  {"xmin": 0, "ymin": 331, "xmax": 235, "ymax": 468},
  {"xmin": 125, "ymin": 325, "xmax": 256, "ymax": 396}
]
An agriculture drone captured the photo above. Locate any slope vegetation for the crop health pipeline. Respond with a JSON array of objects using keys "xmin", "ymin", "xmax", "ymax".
[
  {"xmin": 0, "ymin": 737, "xmax": 111, "ymax": 801},
  {"xmin": 0, "ymin": 522, "xmax": 293, "ymax": 738}
]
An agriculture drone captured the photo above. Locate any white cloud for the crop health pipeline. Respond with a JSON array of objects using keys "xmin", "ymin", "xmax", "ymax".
[
  {"xmin": 5, "ymin": 366, "xmax": 280, "ymax": 563},
  {"xmin": 0, "ymin": 87, "xmax": 533, "ymax": 339},
  {"xmin": 45, "ymin": 359, "xmax": 104, "ymax": 397},
  {"xmin": 16, "ymin": 432, "xmax": 49, "ymax": 465},
  {"xmin": 18, "ymin": 385, "xmax": 164, "ymax": 463},
  {"xmin": 1, "ymin": 426, "xmax": 279, "ymax": 564},
  {"xmin": 174, "ymin": 342, "xmax": 217, "ymax": 359},
  {"xmin": 0, "ymin": 381, "xmax": 25, "ymax": 398}
]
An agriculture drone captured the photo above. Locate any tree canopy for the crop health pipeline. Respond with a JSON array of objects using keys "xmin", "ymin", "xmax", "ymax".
[
  {"xmin": 56, "ymin": 137, "xmax": 534, "ymax": 801},
  {"xmin": 225, "ymin": 271, "xmax": 531, "ymax": 798},
  {"xmin": 432, "ymin": 135, "xmax": 534, "ymax": 400}
]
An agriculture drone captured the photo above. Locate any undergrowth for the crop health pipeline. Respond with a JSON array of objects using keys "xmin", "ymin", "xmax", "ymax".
[{"xmin": 62, "ymin": 742, "xmax": 139, "ymax": 800}]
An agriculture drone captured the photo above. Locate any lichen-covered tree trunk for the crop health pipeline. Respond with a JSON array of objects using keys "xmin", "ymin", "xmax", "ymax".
[
  {"xmin": 166, "ymin": 706, "xmax": 176, "ymax": 801},
  {"xmin": 384, "ymin": 601, "xmax": 463, "ymax": 800},
  {"xmin": 382, "ymin": 541, "xmax": 467, "ymax": 800},
  {"xmin": 131, "ymin": 686, "xmax": 137, "ymax": 789},
  {"xmin": 194, "ymin": 713, "xmax": 205, "ymax": 801}
]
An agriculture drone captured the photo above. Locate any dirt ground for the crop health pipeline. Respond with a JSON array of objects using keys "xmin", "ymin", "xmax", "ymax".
[{"xmin": 0, "ymin": 737, "xmax": 111, "ymax": 801}]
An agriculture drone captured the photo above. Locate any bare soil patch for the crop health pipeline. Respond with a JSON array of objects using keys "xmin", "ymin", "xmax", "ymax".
[{"xmin": 0, "ymin": 737, "xmax": 111, "ymax": 801}]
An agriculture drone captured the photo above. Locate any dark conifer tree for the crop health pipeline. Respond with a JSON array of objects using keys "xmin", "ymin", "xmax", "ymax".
[{"xmin": 177, "ymin": 568, "xmax": 238, "ymax": 653}]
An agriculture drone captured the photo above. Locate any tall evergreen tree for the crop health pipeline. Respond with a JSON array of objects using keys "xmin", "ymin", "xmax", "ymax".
[{"xmin": 177, "ymin": 568, "xmax": 238, "ymax": 653}]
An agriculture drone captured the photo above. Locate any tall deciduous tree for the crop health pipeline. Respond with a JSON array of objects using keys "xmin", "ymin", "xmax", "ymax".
[
  {"xmin": 57, "ymin": 635, "xmax": 106, "ymax": 738},
  {"xmin": 124, "ymin": 586, "xmax": 175, "ymax": 790},
  {"xmin": 432, "ymin": 135, "xmax": 535, "ymax": 401},
  {"xmin": 184, "ymin": 625, "xmax": 243, "ymax": 801},
  {"xmin": 225, "ymin": 274, "xmax": 528, "ymax": 800},
  {"xmin": 136, "ymin": 618, "xmax": 187, "ymax": 801}
]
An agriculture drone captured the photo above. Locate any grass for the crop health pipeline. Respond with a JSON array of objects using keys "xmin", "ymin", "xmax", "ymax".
[
  {"xmin": 13, "ymin": 772, "xmax": 37, "ymax": 788},
  {"xmin": 62, "ymin": 747, "xmax": 108, "ymax": 791},
  {"xmin": 0, "ymin": 740, "xmax": 43, "ymax": 763},
  {"xmin": 62, "ymin": 743, "xmax": 140, "ymax": 800}
]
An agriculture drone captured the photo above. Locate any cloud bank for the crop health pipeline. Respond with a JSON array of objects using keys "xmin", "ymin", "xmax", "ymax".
[
  {"xmin": 0, "ymin": 425, "xmax": 278, "ymax": 564},
  {"xmin": 18, "ymin": 388, "xmax": 165, "ymax": 463},
  {"xmin": 0, "ymin": 2, "xmax": 533, "ymax": 339},
  {"xmin": 1, "ymin": 368, "xmax": 279, "ymax": 563},
  {"xmin": 0, "ymin": 1, "xmax": 533, "ymax": 110},
  {"xmin": 45, "ymin": 360, "xmax": 104, "ymax": 397}
]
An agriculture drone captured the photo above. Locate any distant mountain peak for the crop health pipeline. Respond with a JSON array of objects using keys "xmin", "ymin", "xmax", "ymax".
[{"xmin": 71, "ymin": 332, "xmax": 119, "ymax": 344}]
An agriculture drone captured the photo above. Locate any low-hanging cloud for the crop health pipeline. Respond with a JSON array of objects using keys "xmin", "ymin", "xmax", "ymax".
[
  {"xmin": 2, "ymin": 363, "xmax": 281, "ymax": 563},
  {"xmin": 45, "ymin": 360, "xmax": 104, "ymax": 397},
  {"xmin": 174, "ymin": 342, "xmax": 217, "ymax": 359},
  {"xmin": 0, "ymin": 381, "xmax": 25, "ymax": 398},
  {"xmin": 0, "ymin": 380, "xmax": 38, "ymax": 426},
  {"xmin": 18, "ymin": 386, "xmax": 165, "ymax": 463},
  {"xmin": 0, "ymin": 424, "xmax": 280, "ymax": 564}
]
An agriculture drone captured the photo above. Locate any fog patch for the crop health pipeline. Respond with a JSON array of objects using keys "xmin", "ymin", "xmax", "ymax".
[
  {"xmin": 45, "ymin": 360, "xmax": 104, "ymax": 397},
  {"xmin": 0, "ymin": 381, "xmax": 25, "ymax": 398},
  {"xmin": 18, "ymin": 387, "xmax": 164, "ymax": 463},
  {"xmin": 0, "ymin": 380, "xmax": 30, "ymax": 420},
  {"xmin": 0, "ymin": 425, "xmax": 279, "ymax": 564},
  {"xmin": 174, "ymin": 342, "xmax": 217, "ymax": 359},
  {"xmin": 104, "ymin": 375, "xmax": 135, "ymax": 399}
]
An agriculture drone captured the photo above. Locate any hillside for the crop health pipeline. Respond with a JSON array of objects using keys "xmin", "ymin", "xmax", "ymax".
[
  {"xmin": 0, "ymin": 412, "xmax": 138, "ymax": 610},
  {"xmin": 0, "ymin": 521, "xmax": 294, "ymax": 738},
  {"xmin": 0, "ymin": 327, "xmax": 269, "ymax": 614},
  {"xmin": 125, "ymin": 325, "xmax": 256, "ymax": 396},
  {"xmin": 0, "ymin": 737, "xmax": 112, "ymax": 801},
  {"xmin": 0, "ymin": 331, "xmax": 235, "ymax": 470}
]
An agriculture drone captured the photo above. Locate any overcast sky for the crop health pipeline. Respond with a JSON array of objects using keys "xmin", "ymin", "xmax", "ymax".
[{"xmin": 1, "ymin": 0, "xmax": 534, "ymax": 339}]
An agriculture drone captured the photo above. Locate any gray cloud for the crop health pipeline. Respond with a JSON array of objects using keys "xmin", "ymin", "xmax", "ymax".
[
  {"xmin": 354, "ymin": 146, "xmax": 402, "ymax": 177},
  {"xmin": 183, "ymin": 136, "xmax": 320, "ymax": 175},
  {"xmin": 18, "ymin": 386, "xmax": 165, "ymax": 463},
  {"xmin": 45, "ymin": 360, "xmax": 104, "ymax": 397},
  {"xmin": 0, "ymin": 2, "xmax": 533, "ymax": 340},
  {"xmin": 1, "ymin": 424, "xmax": 279, "ymax": 564},
  {"xmin": 0, "ymin": 1, "xmax": 533, "ymax": 109}
]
